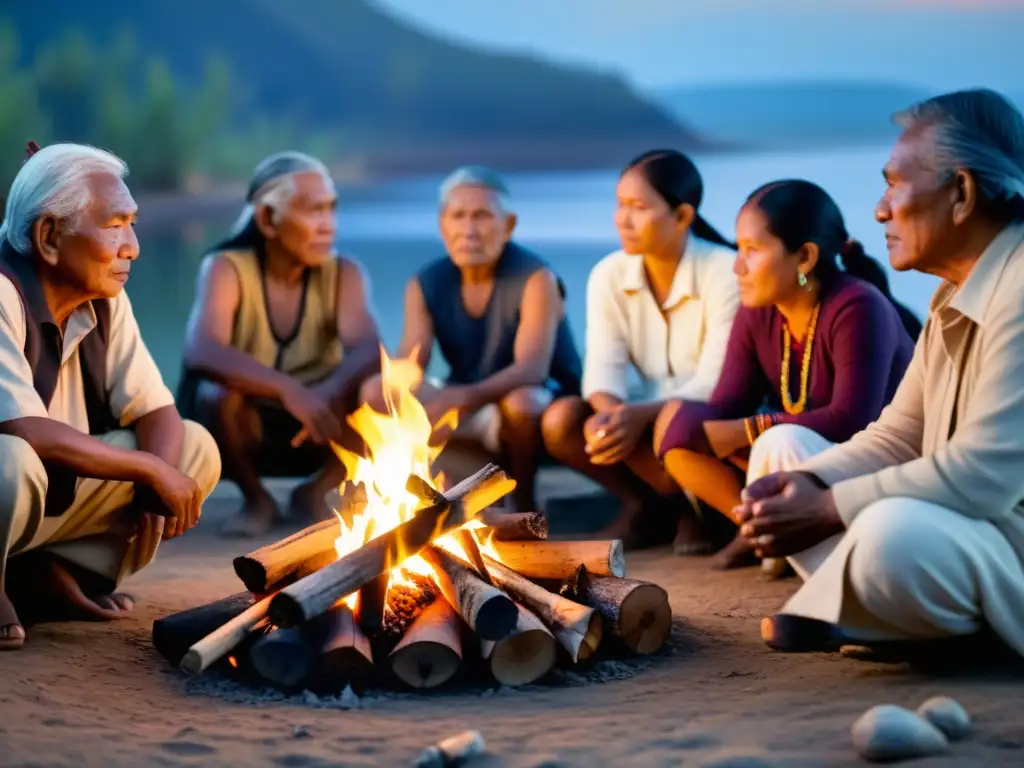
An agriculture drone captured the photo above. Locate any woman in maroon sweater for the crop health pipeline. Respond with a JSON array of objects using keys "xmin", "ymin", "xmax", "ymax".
[{"xmin": 654, "ymin": 179, "xmax": 920, "ymax": 570}]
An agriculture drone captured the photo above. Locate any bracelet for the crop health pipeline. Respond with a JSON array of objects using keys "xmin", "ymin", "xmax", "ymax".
[{"xmin": 743, "ymin": 417, "xmax": 756, "ymax": 446}]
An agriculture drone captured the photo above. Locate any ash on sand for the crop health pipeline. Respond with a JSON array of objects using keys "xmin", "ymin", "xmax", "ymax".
[{"xmin": 179, "ymin": 617, "xmax": 693, "ymax": 708}]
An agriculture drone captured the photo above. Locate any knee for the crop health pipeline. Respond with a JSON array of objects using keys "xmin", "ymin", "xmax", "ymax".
[
  {"xmin": 846, "ymin": 499, "xmax": 945, "ymax": 600},
  {"xmin": 500, "ymin": 386, "xmax": 551, "ymax": 423},
  {"xmin": 747, "ymin": 424, "xmax": 824, "ymax": 482},
  {"xmin": 540, "ymin": 396, "xmax": 588, "ymax": 455},
  {"xmin": 0, "ymin": 434, "xmax": 47, "ymax": 522},
  {"xmin": 179, "ymin": 421, "xmax": 222, "ymax": 499},
  {"xmin": 653, "ymin": 400, "xmax": 683, "ymax": 457}
]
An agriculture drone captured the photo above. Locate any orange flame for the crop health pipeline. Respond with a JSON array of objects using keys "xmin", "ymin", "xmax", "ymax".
[{"xmin": 329, "ymin": 347, "xmax": 471, "ymax": 604}]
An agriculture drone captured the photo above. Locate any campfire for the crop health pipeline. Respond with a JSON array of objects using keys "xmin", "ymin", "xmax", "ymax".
[{"xmin": 153, "ymin": 351, "xmax": 672, "ymax": 693}]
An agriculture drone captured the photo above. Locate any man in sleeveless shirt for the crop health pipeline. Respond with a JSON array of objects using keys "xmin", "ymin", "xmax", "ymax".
[
  {"xmin": 361, "ymin": 166, "xmax": 582, "ymax": 513},
  {"xmin": 180, "ymin": 152, "xmax": 381, "ymax": 537},
  {"xmin": 0, "ymin": 143, "xmax": 221, "ymax": 651}
]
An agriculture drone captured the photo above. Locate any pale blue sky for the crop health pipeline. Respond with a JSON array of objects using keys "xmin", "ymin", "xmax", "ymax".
[{"xmin": 376, "ymin": 0, "xmax": 1024, "ymax": 94}]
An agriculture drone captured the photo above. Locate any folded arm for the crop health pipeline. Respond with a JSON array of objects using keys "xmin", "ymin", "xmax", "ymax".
[
  {"xmin": 462, "ymin": 268, "xmax": 562, "ymax": 410},
  {"xmin": 181, "ymin": 254, "xmax": 297, "ymax": 400},
  {"xmin": 825, "ymin": 296, "xmax": 1024, "ymax": 525},
  {"xmin": 796, "ymin": 332, "xmax": 926, "ymax": 494}
]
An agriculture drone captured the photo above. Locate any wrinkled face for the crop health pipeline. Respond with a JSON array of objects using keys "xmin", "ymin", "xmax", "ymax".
[
  {"xmin": 439, "ymin": 185, "xmax": 515, "ymax": 268},
  {"xmin": 876, "ymin": 129, "xmax": 957, "ymax": 273},
  {"xmin": 264, "ymin": 171, "xmax": 338, "ymax": 267},
  {"xmin": 43, "ymin": 172, "xmax": 139, "ymax": 299},
  {"xmin": 614, "ymin": 168, "xmax": 688, "ymax": 257},
  {"xmin": 733, "ymin": 204, "xmax": 805, "ymax": 308}
]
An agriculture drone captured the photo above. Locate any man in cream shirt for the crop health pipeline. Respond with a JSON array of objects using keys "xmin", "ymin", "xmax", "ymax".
[
  {"xmin": 0, "ymin": 143, "xmax": 220, "ymax": 651},
  {"xmin": 738, "ymin": 89, "xmax": 1024, "ymax": 657}
]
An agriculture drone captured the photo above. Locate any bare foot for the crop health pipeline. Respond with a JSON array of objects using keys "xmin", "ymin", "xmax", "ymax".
[
  {"xmin": 0, "ymin": 592, "xmax": 25, "ymax": 650},
  {"xmin": 40, "ymin": 559, "xmax": 135, "ymax": 622},
  {"xmin": 219, "ymin": 493, "xmax": 279, "ymax": 538},
  {"xmin": 288, "ymin": 481, "xmax": 332, "ymax": 523},
  {"xmin": 708, "ymin": 532, "xmax": 758, "ymax": 570}
]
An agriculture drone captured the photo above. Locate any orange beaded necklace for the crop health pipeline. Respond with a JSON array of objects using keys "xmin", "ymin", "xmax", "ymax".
[{"xmin": 780, "ymin": 303, "xmax": 821, "ymax": 415}]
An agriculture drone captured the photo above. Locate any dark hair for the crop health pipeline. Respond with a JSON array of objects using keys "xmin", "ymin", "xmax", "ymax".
[
  {"xmin": 622, "ymin": 150, "xmax": 735, "ymax": 249},
  {"xmin": 746, "ymin": 179, "xmax": 922, "ymax": 339}
]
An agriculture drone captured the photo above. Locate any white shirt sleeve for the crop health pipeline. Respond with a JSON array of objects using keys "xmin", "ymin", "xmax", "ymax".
[
  {"xmin": 671, "ymin": 249, "xmax": 741, "ymax": 401},
  {"xmin": 105, "ymin": 290, "xmax": 176, "ymax": 426},
  {"xmin": 581, "ymin": 258, "xmax": 632, "ymax": 401},
  {"xmin": 0, "ymin": 277, "xmax": 49, "ymax": 423}
]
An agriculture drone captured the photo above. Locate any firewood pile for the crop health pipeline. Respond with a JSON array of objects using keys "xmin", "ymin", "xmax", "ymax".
[{"xmin": 152, "ymin": 463, "xmax": 672, "ymax": 694}]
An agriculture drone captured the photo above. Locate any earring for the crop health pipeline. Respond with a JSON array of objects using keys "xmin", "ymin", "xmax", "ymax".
[{"xmin": 797, "ymin": 272, "xmax": 808, "ymax": 288}]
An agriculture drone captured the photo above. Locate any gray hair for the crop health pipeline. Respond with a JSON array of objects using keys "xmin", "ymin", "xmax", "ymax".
[
  {"xmin": 894, "ymin": 88, "xmax": 1024, "ymax": 220},
  {"xmin": 0, "ymin": 143, "xmax": 128, "ymax": 253},
  {"xmin": 438, "ymin": 165, "xmax": 513, "ymax": 214},
  {"xmin": 229, "ymin": 151, "xmax": 333, "ymax": 236}
]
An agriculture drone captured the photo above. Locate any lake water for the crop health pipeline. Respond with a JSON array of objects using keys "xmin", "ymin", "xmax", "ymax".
[{"xmin": 132, "ymin": 144, "xmax": 940, "ymax": 390}]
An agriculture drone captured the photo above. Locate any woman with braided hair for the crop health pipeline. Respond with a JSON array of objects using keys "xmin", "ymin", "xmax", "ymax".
[{"xmin": 654, "ymin": 179, "xmax": 918, "ymax": 572}]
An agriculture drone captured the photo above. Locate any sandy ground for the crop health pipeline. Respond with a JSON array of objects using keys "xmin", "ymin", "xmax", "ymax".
[{"xmin": 2, "ymin": 473, "xmax": 1023, "ymax": 768}]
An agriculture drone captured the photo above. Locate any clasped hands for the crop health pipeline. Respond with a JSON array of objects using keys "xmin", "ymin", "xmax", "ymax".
[
  {"xmin": 583, "ymin": 404, "xmax": 647, "ymax": 466},
  {"xmin": 730, "ymin": 470, "xmax": 846, "ymax": 557}
]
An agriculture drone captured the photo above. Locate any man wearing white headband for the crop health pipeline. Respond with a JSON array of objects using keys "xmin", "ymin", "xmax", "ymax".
[
  {"xmin": 0, "ymin": 142, "xmax": 220, "ymax": 651},
  {"xmin": 736, "ymin": 89, "xmax": 1024, "ymax": 658},
  {"xmin": 180, "ymin": 152, "xmax": 380, "ymax": 537}
]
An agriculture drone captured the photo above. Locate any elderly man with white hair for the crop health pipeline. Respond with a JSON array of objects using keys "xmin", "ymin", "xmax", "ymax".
[
  {"xmin": 361, "ymin": 166, "xmax": 582, "ymax": 513},
  {"xmin": 0, "ymin": 142, "xmax": 221, "ymax": 651},
  {"xmin": 179, "ymin": 152, "xmax": 381, "ymax": 537},
  {"xmin": 733, "ymin": 89, "xmax": 1024, "ymax": 657}
]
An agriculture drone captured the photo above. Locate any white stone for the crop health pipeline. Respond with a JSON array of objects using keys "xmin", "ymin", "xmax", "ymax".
[
  {"xmin": 917, "ymin": 696, "xmax": 972, "ymax": 741},
  {"xmin": 851, "ymin": 704, "xmax": 949, "ymax": 762}
]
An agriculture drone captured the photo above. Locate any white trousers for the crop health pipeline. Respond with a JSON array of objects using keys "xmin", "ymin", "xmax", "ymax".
[{"xmin": 747, "ymin": 424, "xmax": 1024, "ymax": 654}]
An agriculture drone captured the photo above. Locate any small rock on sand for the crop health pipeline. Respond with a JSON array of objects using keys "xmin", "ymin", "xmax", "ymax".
[
  {"xmin": 917, "ymin": 696, "xmax": 971, "ymax": 741},
  {"xmin": 851, "ymin": 704, "xmax": 949, "ymax": 762}
]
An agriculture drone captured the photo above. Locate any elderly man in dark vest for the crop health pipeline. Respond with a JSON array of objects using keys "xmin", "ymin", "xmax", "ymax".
[
  {"xmin": 361, "ymin": 166, "xmax": 583, "ymax": 513},
  {"xmin": 0, "ymin": 143, "xmax": 221, "ymax": 651}
]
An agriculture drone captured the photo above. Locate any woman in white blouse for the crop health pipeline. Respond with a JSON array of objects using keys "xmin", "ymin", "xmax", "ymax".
[{"xmin": 541, "ymin": 150, "xmax": 739, "ymax": 549}]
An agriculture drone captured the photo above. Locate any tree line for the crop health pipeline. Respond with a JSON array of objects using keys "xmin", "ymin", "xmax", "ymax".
[{"xmin": 0, "ymin": 22, "xmax": 338, "ymax": 194}]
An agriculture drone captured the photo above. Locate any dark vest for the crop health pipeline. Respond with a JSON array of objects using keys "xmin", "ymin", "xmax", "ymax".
[
  {"xmin": 417, "ymin": 243, "xmax": 582, "ymax": 396},
  {"xmin": 0, "ymin": 240, "xmax": 116, "ymax": 517}
]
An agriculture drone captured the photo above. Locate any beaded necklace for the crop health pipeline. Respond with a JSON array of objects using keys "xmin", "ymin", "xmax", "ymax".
[{"xmin": 780, "ymin": 303, "xmax": 821, "ymax": 415}]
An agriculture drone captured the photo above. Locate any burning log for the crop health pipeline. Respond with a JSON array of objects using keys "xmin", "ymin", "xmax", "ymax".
[
  {"xmin": 358, "ymin": 573, "xmax": 389, "ymax": 636},
  {"xmin": 481, "ymin": 601, "xmax": 557, "ymax": 686},
  {"xmin": 180, "ymin": 593, "xmax": 275, "ymax": 674},
  {"xmin": 233, "ymin": 484, "xmax": 368, "ymax": 593},
  {"xmin": 248, "ymin": 602, "xmax": 374, "ymax": 692},
  {"xmin": 482, "ymin": 555, "xmax": 602, "ymax": 663},
  {"xmin": 389, "ymin": 597, "xmax": 463, "ymax": 689},
  {"xmin": 480, "ymin": 508, "xmax": 549, "ymax": 541},
  {"xmin": 561, "ymin": 565, "xmax": 671, "ymax": 655},
  {"xmin": 421, "ymin": 546, "xmax": 517, "ymax": 642},
  {"xmin": 382, "ymin": 570, "xmax": 439, "ymax": 641},
  {"xmin": 407, "ymin": 475, "xmax": 492, "ymax": 583},
  {"xmin": 485, "ymin": 539, "xmax": 625, "ymax": 581},
  {"xmin": 152, "ymin": 592, "xmax": 257, "ymax": 666},
  {"xmin": 269, "ymin": 464, "xmax": 513, "ymax": 628}
]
